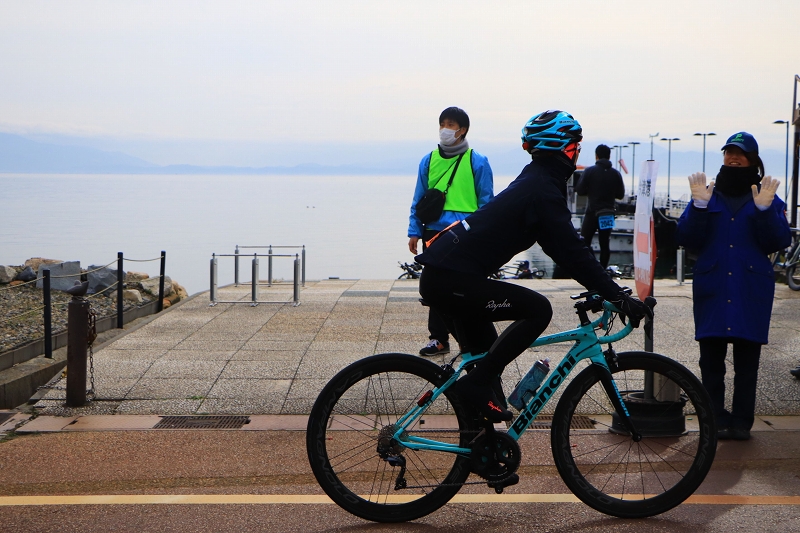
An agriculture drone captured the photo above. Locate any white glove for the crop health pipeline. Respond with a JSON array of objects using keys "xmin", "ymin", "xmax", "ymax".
[
  {"xmin": 688, "ymin": 172, "xmax": 714, "ymax": 208},
  {"xmin": 753, "ymin": 175, "xmax": 780, "ymax": 211}
]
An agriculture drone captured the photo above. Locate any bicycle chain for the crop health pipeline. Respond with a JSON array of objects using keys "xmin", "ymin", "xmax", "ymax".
[{"xmin": 384, "ymin": 427, "xmax": 520, "ymax": 490}]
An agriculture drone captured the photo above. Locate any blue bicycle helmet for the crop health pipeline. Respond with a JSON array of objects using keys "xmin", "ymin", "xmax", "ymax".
[{"xmin": 521, "ymin": 110, "xmax": 583, "ymax": 152}]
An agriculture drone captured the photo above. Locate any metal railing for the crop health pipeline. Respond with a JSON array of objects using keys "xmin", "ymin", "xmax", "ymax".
[
  {"xmin": 210, "ymin": 252, "xmax": 301, "ymax": 306},
  {"xmin": 234, "ymin": 245, "xmax": 305, "ymax": 287}
]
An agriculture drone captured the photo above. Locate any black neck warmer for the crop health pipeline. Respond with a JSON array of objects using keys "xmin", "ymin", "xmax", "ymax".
[
  {"xmin": 532, "ymin": 151, "xmax": 576, "ymax": 181},
  {"xmin": 715, "ymin": 165, "xmax": 761, "ymax": 197}
]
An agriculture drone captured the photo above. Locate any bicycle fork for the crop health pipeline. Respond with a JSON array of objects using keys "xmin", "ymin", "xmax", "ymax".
[{"xmin": 596, "ymin": 348, "xmax": 642, "ymax": 442}]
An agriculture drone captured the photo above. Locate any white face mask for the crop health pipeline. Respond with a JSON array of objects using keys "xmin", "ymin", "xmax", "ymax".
[{"xmin": 439, "ymin": 127, "xmax": 460, "ymax": 146}]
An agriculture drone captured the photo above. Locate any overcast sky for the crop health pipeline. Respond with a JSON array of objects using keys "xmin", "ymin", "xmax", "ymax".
[{"xmin": 1, "ymin": 0, "xmax": 798, "ymax": 171}]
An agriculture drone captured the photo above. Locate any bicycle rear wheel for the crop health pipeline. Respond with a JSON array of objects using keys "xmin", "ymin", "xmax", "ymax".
[
  {"xmin": 551, "ymin": 351, "xmax": 716, "ymax": 518},
  {"xmin": 306, "ymin": 353, "xmax": 477, "ymax": 523}
]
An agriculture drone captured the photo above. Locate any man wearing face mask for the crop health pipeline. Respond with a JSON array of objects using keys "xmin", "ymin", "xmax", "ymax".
[
  {"xmin": 415, "ymin": 110, "xmax": 651, "ymax": 422},
  {"xmin": 408, "ymin": 107, "xmax": 494, "ymax": 357},
  {"xmin": 676, "ymin": 131, "xmax": 791, "ymax": 441}
]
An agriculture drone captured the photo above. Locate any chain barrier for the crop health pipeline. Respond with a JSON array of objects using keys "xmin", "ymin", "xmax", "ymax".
[
  {"xmin": 4, "ymin": 251, "xmax": 165, "ymax": 373},
  {"xmin": 87, "ymin": 304, "xmax": 97, "ymax": 399}
]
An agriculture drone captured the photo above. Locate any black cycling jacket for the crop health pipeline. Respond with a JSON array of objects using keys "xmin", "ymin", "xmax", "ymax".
[
  {"xmin": 575, "ymin": 159, "xmax": 625, "ymax": 212},
  {"xmin": 416, "ymin": 155, "xmax": 621, "ymax": 300}
]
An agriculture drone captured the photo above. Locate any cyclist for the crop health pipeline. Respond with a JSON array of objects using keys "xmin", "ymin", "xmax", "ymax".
[{"xmin": 416, "ymin": 110, "xmax": 652, "ymax": 422}]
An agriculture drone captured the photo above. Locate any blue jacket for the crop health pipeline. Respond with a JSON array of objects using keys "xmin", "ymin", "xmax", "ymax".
[
  {"xmin": 408, "ymin": 149, "xmax": 493, "ymax": 237},
  {"xmin": 675, "ymin": 193, "xmax": 791, "ymax": 344}
]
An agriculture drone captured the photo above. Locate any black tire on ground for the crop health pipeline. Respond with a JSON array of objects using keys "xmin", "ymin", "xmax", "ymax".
[
  {"xmin": 551, "ymin": 351, "xmax": 717, "ymax": 518},
  {"xmin": 786, "ymin": 264, "xmax": 800, "ymax": 291},
  {"xmin": 306, "ymin": 353, "xmax": 477, "ymax": 523}
]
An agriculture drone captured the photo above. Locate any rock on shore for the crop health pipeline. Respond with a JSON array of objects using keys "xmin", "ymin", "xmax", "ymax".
[{"xmin": 0, "ymin": 258, "xmax": 187, "ymax": 354}]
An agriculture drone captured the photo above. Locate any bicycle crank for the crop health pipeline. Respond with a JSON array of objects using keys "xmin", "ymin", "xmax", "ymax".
[{"xmin": 469, "ymin": 431, "xmax": 521, "ymax": 493}]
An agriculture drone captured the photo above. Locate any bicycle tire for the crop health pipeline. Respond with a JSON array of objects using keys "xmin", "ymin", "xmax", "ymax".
[
  {"xmin": 786, "ymin": 264, "xmax": 800, "ymax": 291},
  {"xmin": 306, "ymin": 353, "xmax": 477, "ymax": 523},
  {"xmin": 551, "ymin": 351, "xmax": 716, "ymax": 518}
]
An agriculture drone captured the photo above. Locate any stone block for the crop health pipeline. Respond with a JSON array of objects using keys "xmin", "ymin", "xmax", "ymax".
[
  {"xmin": 126, "ymin": 271, "xmax": 149, "ymax": 282},
  {"xmin": 87, "ymin": 265, "xmax": 120, "ymax": 295},
  {"xmin": 16, "ymin": 266, "xmax": 36, "ymax": 282},
  {"xmin": 0, "ymin": 265, "xmax": 16, "ymax": 284},
  {"xmin": 24, "ymin": 257, "xmax": 62, "ymax": 271},
  {"xmin": 36, "ymin": 261, "xmax": 81, "ymax": 291},
  {"xmin": 123, "ymin": 289, "xmax": 143, "ymax": 303},
  {"xmin": 140, "ymin": 276, "xmax": 172, "ymax": 297}
]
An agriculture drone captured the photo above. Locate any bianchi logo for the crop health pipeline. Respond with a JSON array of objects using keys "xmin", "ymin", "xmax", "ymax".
[{"xmin": 486, "ymin": 299, "xmax": 512, "ymax": 311}]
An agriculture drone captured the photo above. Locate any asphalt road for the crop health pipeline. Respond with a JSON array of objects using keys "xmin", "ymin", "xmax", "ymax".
[{"xmin": 1, "ymin": 430, "xmax": 798, "ymax": 532}]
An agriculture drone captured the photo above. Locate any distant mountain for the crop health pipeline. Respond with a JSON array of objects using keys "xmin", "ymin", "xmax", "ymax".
[
  {"xmin": 1, "ymin": 131, "xmax": 789, "ymax": 180},
  {"xmin": 0, "ymin": 133, "xmax": 158, "ymax": 173},
  {"xmin": 0, "ymin": 132, "xmax": 414, "ymax": 175}
]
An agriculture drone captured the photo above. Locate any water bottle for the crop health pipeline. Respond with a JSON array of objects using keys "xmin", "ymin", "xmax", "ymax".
[{"xmin": 508, "ymin": 358, "xmax": 550, "ymax": 410}]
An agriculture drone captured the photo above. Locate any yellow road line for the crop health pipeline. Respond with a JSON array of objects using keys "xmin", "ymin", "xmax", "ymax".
[{"xmin": 0, "ymin": 494, "xmax": 798, "ymax": 506}]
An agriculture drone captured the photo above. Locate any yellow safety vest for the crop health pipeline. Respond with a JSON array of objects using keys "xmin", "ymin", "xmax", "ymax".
[{"xmin": 427, "ymin": 149, "xmax": 477, "ymax": 213}]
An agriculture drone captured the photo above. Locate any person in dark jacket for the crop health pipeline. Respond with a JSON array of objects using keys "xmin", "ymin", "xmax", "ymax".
[
  {"xmin": 576, "ymin": 144, "xmax": 626, "ymax": 267},
  {"xmin": 675, "ymin": 131, "xmax": 791, "ymax": 441},
  {"xmin": 416, "ymin": 110, "xmax": 652, "ymax": 423}
]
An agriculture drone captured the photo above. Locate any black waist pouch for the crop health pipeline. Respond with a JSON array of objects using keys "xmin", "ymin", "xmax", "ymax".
[{"xmin": 416, "ymin": 221, "xmax": 467, "ymax": 267}]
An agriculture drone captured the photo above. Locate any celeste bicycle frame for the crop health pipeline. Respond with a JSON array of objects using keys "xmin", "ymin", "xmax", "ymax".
[{"xmin": 388, "ymin": 299, "xmax": 636, "ymax": 455}]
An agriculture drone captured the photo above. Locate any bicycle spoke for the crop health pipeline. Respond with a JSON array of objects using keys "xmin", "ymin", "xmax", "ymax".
[{"xmin": 552, "ymin": 352, "xmax": 716, "ymax": 517}]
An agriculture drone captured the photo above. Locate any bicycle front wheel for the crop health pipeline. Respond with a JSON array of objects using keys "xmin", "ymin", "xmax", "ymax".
[
  {"xmin": 306, "ymin": 353, "xmax": 477, "ymax": 523},
  {"xmin": 551, "ymin": 351, "xmax": 716, "ymax": 518}
]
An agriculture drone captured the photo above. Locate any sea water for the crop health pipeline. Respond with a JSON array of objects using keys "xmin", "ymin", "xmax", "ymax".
[{"xmin": 0, "ymin": 173, "xmax": 518, "ymax": 295}]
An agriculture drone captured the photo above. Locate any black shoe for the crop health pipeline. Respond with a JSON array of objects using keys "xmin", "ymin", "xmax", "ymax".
[
  {"xmin": 490, "ymin": 375, "xmax": 508, "ymax": 411},
  {"xmin": 455, "ymin": 375, "xmax": 513, "ymax": 423},
  {"xmin": 791, "ymin": 365, "xmax": 800, "ymax": 378},
  {"xmin": 718, "ymin": 427, "xmax": 751, "ymax": 441},
  {"xmin": 420, "ymin": 339, "xmax": 450, "ymax": 356}
]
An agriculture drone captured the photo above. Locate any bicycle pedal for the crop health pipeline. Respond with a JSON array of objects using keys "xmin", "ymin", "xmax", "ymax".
[{"xmin": 488, "ymin": 473, "xmax": 519, "ymax": 494}]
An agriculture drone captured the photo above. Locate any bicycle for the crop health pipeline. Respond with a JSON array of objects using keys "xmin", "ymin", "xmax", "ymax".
[
  {"xmin": 490, "ymin": 260, "xmax": 546, "ymax": 280},
  {"xmin": 397, "ymin": 261, "xmax": 423, "ymax": 280},
  {"xmin": 770, "ymin": 228, "xmax": 800, "ymax": 290},
  {"xmin": 306, "ymin": 290, "xmax": 717, "ymax": 523},
  {"xmin": 606, "ymin": 263, "xmax": 634, "ymax": 280}
]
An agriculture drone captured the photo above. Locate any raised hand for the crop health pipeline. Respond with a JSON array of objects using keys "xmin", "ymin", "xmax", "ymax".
[
  {"xmin": 752, "ymin": 175, "xmax": 780, "ymax": 209},
  {"xmin": 688, "ymin": 172, "xmax": 714, "ymax": 204}
]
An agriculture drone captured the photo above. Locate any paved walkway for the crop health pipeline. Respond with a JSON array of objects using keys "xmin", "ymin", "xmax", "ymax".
[{"xmin": 25, "ymin": 278, "xmax": 800, "ymax": 425}]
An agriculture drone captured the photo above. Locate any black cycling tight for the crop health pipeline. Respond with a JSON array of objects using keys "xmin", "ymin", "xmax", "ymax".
[{"xmin": 419, "ymin": 266, "xmax": 552, "ymax": 380}]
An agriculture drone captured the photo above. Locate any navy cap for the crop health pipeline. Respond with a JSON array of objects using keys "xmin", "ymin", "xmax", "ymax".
[{"xmin": 721, "ymin": 131, "xmax": 759, "ymax": 154}]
